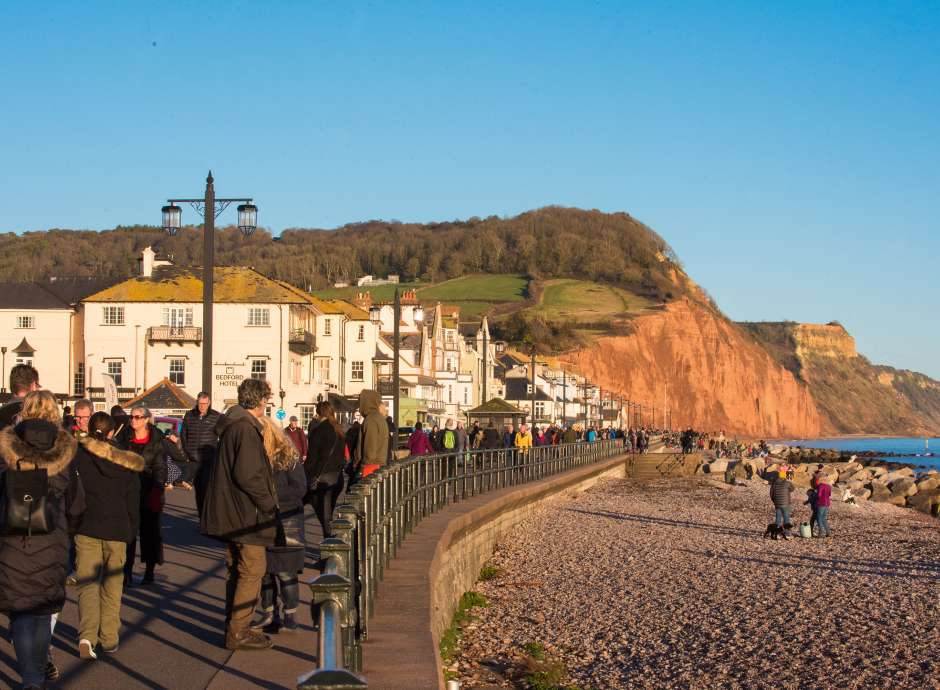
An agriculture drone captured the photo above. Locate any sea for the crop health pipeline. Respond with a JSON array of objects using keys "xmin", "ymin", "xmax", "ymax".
[{"xmin": 780, "ymin": 437, "xmax": 940, "ymax": 472}]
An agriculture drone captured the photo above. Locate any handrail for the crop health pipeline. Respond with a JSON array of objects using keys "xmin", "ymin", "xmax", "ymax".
[{"xmin": 298, "ymin": 438, "xmax": 628, "ymax": 689}]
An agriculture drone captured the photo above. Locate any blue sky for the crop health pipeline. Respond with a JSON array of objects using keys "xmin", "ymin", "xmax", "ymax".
[{"xmin": 2, "ymin": 1, "xmax": 938, "ymax": 378}]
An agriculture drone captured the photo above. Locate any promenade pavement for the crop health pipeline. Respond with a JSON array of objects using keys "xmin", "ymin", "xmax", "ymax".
[{"xmin": 0, "ymin": 489, "xmax": 326, "ymax": 690}]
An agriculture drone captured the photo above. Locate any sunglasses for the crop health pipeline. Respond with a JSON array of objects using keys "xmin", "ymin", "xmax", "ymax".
[{"xmin": 130, "ymin": 415, "xmax": 148, "ymax": 420}]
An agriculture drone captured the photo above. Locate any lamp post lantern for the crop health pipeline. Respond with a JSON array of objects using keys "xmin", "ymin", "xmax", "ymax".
[
  {"xmin": 389, "ymin": 289, "xmax": 423, "ymax": 440},
  {"xmin": 160, "ymin": 171, "xmax": 256, "ymax": 395}
]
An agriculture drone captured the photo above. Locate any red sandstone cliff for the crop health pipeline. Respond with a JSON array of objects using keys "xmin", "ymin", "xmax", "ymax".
[{"xmin": 563, "ymin": 298, "xmax": 826, "ymax": 438}]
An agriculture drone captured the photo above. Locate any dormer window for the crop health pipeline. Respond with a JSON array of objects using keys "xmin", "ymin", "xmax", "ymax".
[{"xmin": 15, "ymin": 316, "xmax": 35, "ymax": 329}]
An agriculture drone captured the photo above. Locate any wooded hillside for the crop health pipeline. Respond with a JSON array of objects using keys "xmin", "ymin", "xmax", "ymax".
[{"xmin": 0, "ymin": 207, "xmax": 685, "ymax": 302}]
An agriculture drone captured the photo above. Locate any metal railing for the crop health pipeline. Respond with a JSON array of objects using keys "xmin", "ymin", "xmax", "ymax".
[
  {"xmin": 298, "ymin": 438, "xmax": 626, "ymax": 688},
  {"xmin": 147, "ymin": 325, "xmax": 203, "ymax": 342}
]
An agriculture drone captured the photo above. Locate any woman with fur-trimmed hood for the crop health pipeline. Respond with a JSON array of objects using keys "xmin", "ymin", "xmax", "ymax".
[
  {"xmin": 253, "ymin": 415, "xmax": 306, "ymax": 633},
  {"xmin": 0, "ymin": 391, "xmax": 83, "ymax": 690},
  {"xmin": 73, "ymin": 411, "xmax": 145, "ymax": 660}
]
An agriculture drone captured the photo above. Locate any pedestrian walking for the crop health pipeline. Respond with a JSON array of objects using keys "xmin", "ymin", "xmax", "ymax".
[
  {"xmin": 0, "ymin": 391, "xmax": 83, "ymax": 689},
  {"xmin": 118, "ymin": 405, "xmax": 182, "ymax": 586},
  {"xmin": 201, "ymin": 378, "xmax": 278, "ymax": 650},
  {"xmin": 769, "ymin": 469, "xmax": 795, "ymax": 536},
  {"xmin": 305, "ymin": 401, "xmax": 347, "ymax": 538},
  {"xmin": 284, "ymin": 415, "xmax": 308, "ymax": 459},
  {"xmin": 180, "ymin": 392, "xmax": 220, "ymax": 514},
  {"xmin": 254, "ymin": 416, "xmax": 305, "ymax": 633},
  {"xmin": 354, "ymin": 390, "xmax": 389, "ymax": 477},
  {"xmin": 481, "ymin": 421, "xmax": 501, "ymax": 450},
  {"xmin": 407, "ymin": 422, "xmax": 434, "ymax": 456},
  {"xmin": 73, "ymin": 412, "xmax": 143, "ymax": 660}
]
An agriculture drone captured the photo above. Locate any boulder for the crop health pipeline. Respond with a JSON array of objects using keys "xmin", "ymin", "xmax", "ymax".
[
  {"xmin": 705, "ymin": 460, "xmax": 728, "ymax": 475},
  {"xmin": 890, "ymin": 477, "xmax": 918, "ymax": 497},
  {"xmin": 916, "ymin": 477, "xmax": 940, "ymax": 493},
  {"xmin": 854, "ymin": 488, "xmax": 872, "ymax": 501},
  {"xmin": 885, "ymin": 494, "xmax": 908, "ymax": 507},
  {"xmin": 870, "ymin": 482, "xmax": 893, "ymax": 503},
  {"xmin": 869, "ymin": 466, "xmax": 888, "ymax": 478},
  {"xmin": 882, "ymin": 468, "xmax": 915, "ymax": 484},
  {"xmin": 846, "ymin": 480, "xmax": 868, "ymax": 494},
  {"xmin": 847, "ymin": 470, "xmax": 872, "ymax": 484},
  {"xmin": 908, "ymin": 489, "xmax": 940, "ymax": 516}
]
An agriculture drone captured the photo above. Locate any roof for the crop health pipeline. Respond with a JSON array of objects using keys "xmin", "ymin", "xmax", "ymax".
[
  {"xmin": 504, "ymin": 378, "xmax": 553, "ymax": 402},
  {"xmin": 0, "ymin": 283, "xmax": 70, "ymax": 310},
  {"xmin": 399, "ymin": 334, "xmax": 423, "ymax": 350},
  {"xmin": 326, "ymin": 299, "xmax": 370, "ymax": 320},
  {"xmin": 13, "ymin": 338, "xmax": 35, "ymax": 354},
  {"xmin": 41, "ymin": 277, "xmax": 123, "ymax": 305},
  {"xmin": 123, "ymin": 378, "xmax": 196, "ymax": 411},
  {"xmin": 84, "ymin": 266, "xmax": 312, "ymax": 304},
  {"xmin": 467, "ymin": 398, "xmax": 523, "ymax": 414}
]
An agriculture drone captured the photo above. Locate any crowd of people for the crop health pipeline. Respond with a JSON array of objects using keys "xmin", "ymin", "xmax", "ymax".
[{"xmin": 0, "ymin": 361, "xmax": 673, "ymax": 688}]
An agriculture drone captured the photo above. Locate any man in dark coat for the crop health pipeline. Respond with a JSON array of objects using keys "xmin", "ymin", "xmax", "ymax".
[
  {"xmin": 200, "ymin": 378, "xmax": 277, "ymax": 651},
  {"xmin": 0, "ymin": 363, "xmax": 41, "ymax": 430},
  {"xmin": 481, "ymin": 421, "xmax": 501, "ymax": 450},
  {"xmin": 180, "ymin": 392, "xmax": 221, "ymax": 513}
]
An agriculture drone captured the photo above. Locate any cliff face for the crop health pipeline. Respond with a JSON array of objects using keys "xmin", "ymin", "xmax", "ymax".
[
  {"xmin": 564, "ymin": 299, "xmax": 825, "ymax": 438},
  {"xmin": 742, "ymin": 322, "xmax": 940, "ymax": 435}
]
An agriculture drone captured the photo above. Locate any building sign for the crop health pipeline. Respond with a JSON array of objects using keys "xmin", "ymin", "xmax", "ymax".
[{"xmin": 215, "ymin": 365, "xmax": 246, "ymax": 387}]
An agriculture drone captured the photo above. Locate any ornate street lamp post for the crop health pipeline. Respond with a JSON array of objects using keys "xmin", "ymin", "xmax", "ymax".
[
  {"xmin": 372, "ymin": 291, "xmax": 422, "ymax": 441},
  {"xmin": 161, "ymin": 171, "xmax": 257, "ymax": 395}
]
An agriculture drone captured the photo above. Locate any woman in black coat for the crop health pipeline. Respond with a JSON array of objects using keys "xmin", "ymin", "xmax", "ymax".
[
  {"xmin": 117, "ymin": 405, "xmax": 183, "ymax": 586},
  {"xmin": 0, "ymin": 392, "xmax": 83, "ymax": 689},
  {"xmin": 305, "ymin": 401, "xmax": 347, "ymax": 539},
  {"xmin": 255, "ymin": 416, "xmax": 305, "ymax": 632}
]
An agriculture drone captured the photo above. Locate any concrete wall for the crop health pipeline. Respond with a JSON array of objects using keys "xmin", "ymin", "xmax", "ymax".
[{"xmin": 427, "ymin": 455, "xmax": 630, "ymax": 648}]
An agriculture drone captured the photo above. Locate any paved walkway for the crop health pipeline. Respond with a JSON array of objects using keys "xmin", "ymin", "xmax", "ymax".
[{"xmin": 0, "ymin": 490, "xmax": 326, "ymax": 690}]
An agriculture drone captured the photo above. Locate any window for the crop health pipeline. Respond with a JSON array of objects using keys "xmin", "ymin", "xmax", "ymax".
[
  {"xmin": 107, "ymin": 361, "xmax": 123, "ymax": 386},
  {"xmin": 351, "ymin": 361, "xmax": 364, "ymax": 381},
  {"xmin": 15, "ymin": 357, "xmax": 32, "ymax": 367},
  {"xmin": 169, "ymin": 359, "xmax": 185, "ymax": 385},
  {"xmin": 297, "ymin": 405, "xmax": 316, "ymax": 429},
  {"xmin": 73, "ymin": 363, "xmax": 85, "ymax": 396},
  {"xmin": 103, "ymin": 306, "xmax": 124, "ymax": 325},
  {"xmin": 323, "ymin": 318, "xmax": 332, "ymax": 336},
  {"xmin": 247, "ymin": 308, "xmax": 270, "ymax": 327},
  {"xmin": 357, "ymin": 324, "xmax": 365, "ymax": 341},
  {"xmin": 447, "ymin": 385, "xmax": 453, "ymax": 403},
  {"xmin": 316, "ymin": 358, "xmax": 331, "ymax": 384},
  {"xmin": 15, "ymin": 316, "xmax": 35, "ymax": 329},
  {"xmin": 163, "ymin": 307, "xmax": 193, "ymax": 328},
  {"xmin": 535, "ymin": 402, "xmax": 546, "ymax": 418},
  {"xmin": 250, "ymin": 359, "xmax": 267, "ymax": 380},
  {"xmin": 527, "ymin": 384, "xmax": 533, "ymax": 394},
  {"xmin": 463, "ymin": 387, "xmax": 469, "ymax": 405}
]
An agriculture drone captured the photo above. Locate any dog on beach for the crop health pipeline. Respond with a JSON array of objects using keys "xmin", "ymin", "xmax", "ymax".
[{"xmin": 764, "ymin": 523, "xmax": 793, "ymax": 540}]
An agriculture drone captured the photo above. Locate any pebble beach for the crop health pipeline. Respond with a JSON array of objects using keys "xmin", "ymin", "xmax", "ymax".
[{"xmin": 451, "ymin": 475, "xmax": 940, "ymax": 690}]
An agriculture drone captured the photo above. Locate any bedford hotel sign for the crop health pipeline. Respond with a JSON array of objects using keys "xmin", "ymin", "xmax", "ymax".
[{"xmin": 215, "ymin": 365, "xmax": 246, "ymax": 387}]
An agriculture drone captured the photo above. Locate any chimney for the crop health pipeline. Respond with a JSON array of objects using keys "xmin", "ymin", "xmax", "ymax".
[
  {"xmin": 140, "ymin": 246, "xmax": 156, "ymax": 277},
  {"xmin": 354, "ymin": 291, "xmax": 372, "ymax": 310}
]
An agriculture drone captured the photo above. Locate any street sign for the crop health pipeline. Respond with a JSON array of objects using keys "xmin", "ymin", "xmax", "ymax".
[{"xmin": 275, "ymin": 408, "xmax": 286, "ymax": 421}]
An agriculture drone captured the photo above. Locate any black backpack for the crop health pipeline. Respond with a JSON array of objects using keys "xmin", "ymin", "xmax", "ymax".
[{"xmin": 0, "ymin": 462, "xmax": 58, "ymax": 538}]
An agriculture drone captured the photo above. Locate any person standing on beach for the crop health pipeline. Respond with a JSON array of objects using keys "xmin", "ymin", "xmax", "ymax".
[
  {"xmin": 770, "ymin": 469, "xmax": 795, "ymax": 535},
  {"xmin": 815, "ymin": 477, "xmax": 832, "ymax": 538}
]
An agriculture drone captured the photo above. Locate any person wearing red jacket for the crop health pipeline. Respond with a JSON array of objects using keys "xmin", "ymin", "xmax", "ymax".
[
  {"xmin": 408, "ymin": 422, "xmax": 434, "ymax": 456},
  {"xmin": 815, "ymin": 478, "xmax": 832, "ymax": 538}
]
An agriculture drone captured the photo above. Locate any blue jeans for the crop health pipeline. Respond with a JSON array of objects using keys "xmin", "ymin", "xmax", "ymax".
[
  {"xmin": 774, "ymin": 507, "xmax": 791, "ymax": 528},
  {"xmin": 817, "ymin": 506, "xmax": 830, "ymax": 537},
  {"xmin": 9, "ymin": 612, "xmax": 52, "ymax": 688}
]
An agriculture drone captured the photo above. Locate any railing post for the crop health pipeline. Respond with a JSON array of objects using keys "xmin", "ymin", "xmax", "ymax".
[{"xmin": 298, "ymin": 566, "xmax": 367, "ymax": 689}]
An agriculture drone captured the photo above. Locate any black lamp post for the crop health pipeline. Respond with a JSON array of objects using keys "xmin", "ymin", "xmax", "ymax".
[
  {"xmin": 372, "ymin": 290, "xmax": 422, "ymax": 440},
  {"xmin": 1, "ymin": 346, "xmax": 6, "ymax": 393},
  {"xmin": 161, "ymin": 171, "xmax": 257, "ymax": 395}
]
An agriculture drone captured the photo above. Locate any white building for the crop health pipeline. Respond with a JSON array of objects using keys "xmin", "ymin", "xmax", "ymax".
[
  {"xmin": 81, "ymin": 249, "xmax": 378, "ymax": 422},
  {"xmin": 0, "ymin": 278, "xmax": 116, "ymax": 400}
]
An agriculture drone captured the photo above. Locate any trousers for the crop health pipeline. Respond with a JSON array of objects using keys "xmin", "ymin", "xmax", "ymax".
[{"xmin": 76, "ymin": 534, "xmax": 127, "ymax": 648}]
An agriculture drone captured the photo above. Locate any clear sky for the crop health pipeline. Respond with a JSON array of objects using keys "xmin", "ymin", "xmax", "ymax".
[{"xmin": 2, "ymin": 1, "xmax": 938, "ymax": 378}]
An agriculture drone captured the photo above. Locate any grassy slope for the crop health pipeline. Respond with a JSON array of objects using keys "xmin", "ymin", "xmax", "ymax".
[
  {"xmin": 533, "ymin": 278, "xmax": 656, "ymax": 323},
  {"xmin": 312, "ymin": 282, "xmax": 425, "ymax": 301},
  {"xmin": 418, "ymin": 274, "xmax": 528, "ymax": 302}
]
